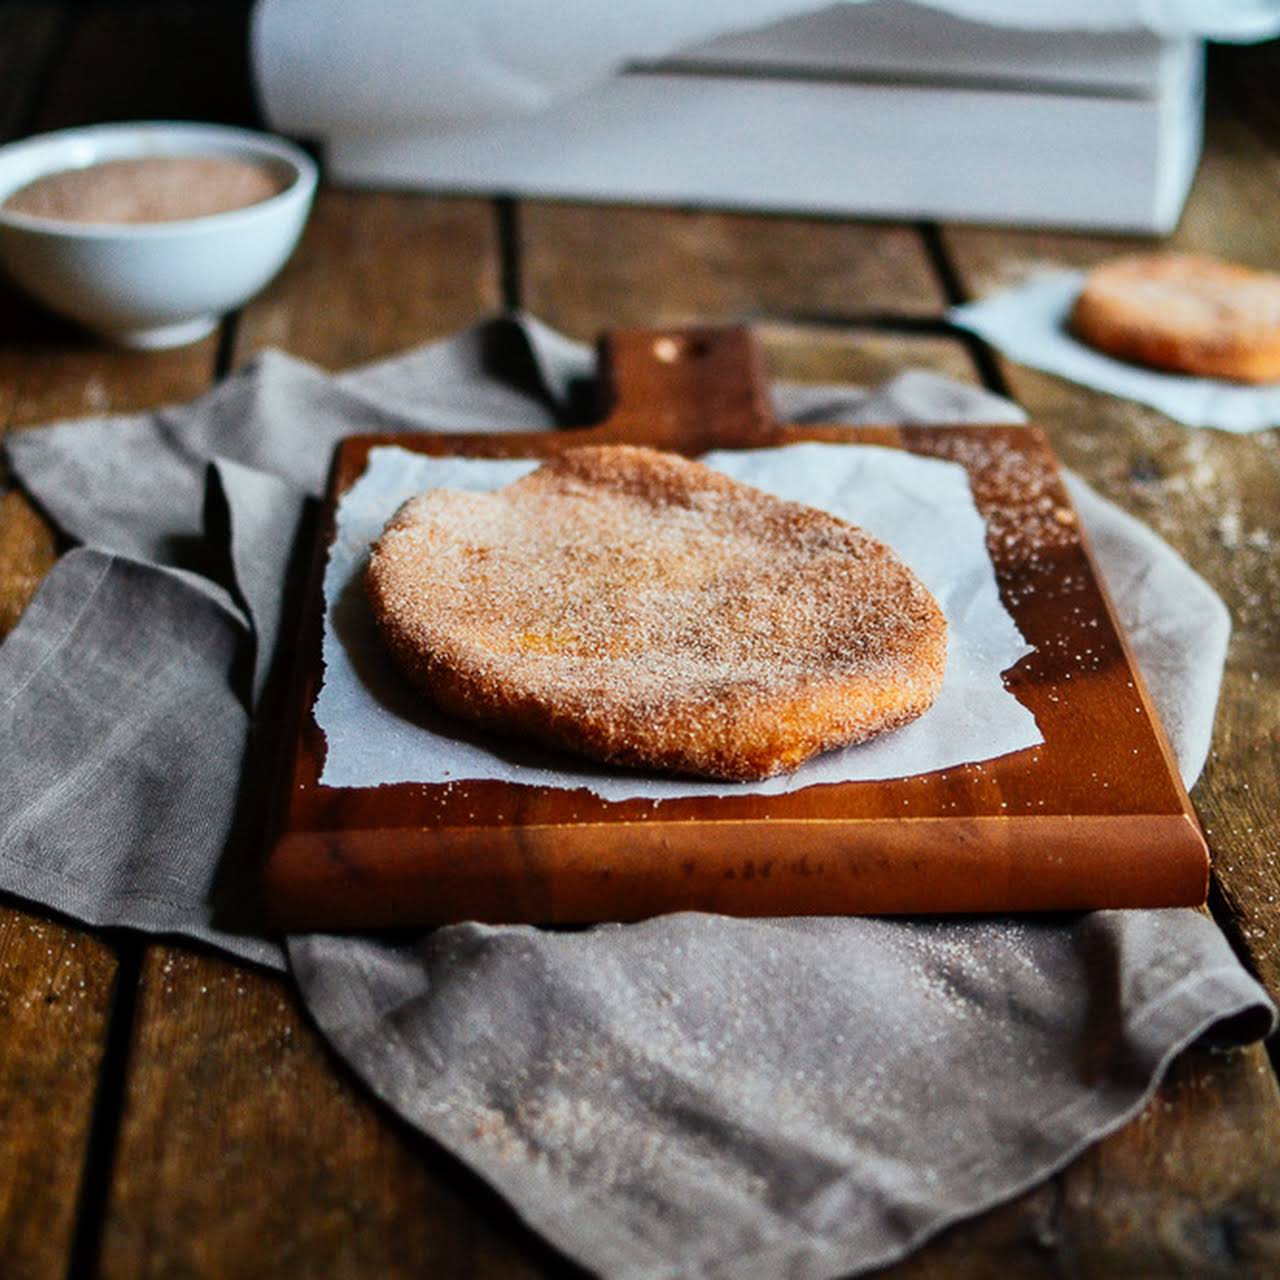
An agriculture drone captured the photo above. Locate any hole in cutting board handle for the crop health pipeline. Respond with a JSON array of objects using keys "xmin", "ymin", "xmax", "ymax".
[
  {"xmin": 653, "ymin": 334, "xmax": 711, "ymax": 362},
  {"xmin": 596, "ymin": 326, "xmax": 777, "ymax": 449}
]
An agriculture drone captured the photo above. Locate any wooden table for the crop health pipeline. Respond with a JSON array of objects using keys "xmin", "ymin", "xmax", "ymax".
[{"xmin": 2, "ymin": 5, "xmax": 1278, "ymax": 1276}]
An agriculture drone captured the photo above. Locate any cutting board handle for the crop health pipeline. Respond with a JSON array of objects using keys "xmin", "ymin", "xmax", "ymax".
[{"xmin": 593, "ymin": 327, "xmax": 777, "ymax": 451}]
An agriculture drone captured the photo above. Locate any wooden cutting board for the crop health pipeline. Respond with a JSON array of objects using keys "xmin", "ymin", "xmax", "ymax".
[{"xmin": 262, "ymin": 327, "xmax": 1209, "ymax": 928}]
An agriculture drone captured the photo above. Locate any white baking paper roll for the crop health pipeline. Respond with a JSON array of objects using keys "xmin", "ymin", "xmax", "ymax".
[
  {"xmin": 251, "ymin": 0, "xmax": 1280, "ymax": 138},
  {"xmin": 252, "ymin": 0, "xmax": 823, "ymax": 134}
]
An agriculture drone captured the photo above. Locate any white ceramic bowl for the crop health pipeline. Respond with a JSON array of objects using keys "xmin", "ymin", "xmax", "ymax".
[{"xmin": 0, "ymin": 121, "xmax": 317, "ymax": 349}]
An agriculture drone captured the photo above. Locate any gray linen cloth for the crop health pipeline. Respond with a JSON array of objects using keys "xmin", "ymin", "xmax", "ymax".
[{"xmin": 1, "ymin": 316, "xmax": 1273, "ymax": 1279}]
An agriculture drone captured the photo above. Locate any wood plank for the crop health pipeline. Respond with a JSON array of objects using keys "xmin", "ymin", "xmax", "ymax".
[
  {"xmin": 231, "ymin": 190, "xmax": 501, "ymax": 369},
  {"xmin": 0, "ymin": 488, "xmax": 55, "ymax": 639},
  {"xmin": 98, "ymin": 193, "xmax": 513, "ymax": 1278},
  {"xmin": 522, "ymin": 202, "xmax": 945, "ymax": 338},
  {"xmin": 1, "ymin": 5, "xmax": 517, "ymax": 1279},
  {"xmin": 0, "ymin": 302, "xmax": 218, "ymax": 430},
  {"xmin": 0, "ymin": 308, "xmax": 218, "ymax": 1280},
  {"xmin": 1060, "ymin": 1043, "xmax": 1280, "ymax": 1275},
  {"xmin": 84, "ymin": 30, "xmax": 1280, "ymax": 1280}
]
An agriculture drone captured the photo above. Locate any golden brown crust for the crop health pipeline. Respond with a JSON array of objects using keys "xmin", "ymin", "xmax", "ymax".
[
  {"xmin": 365, "ymin": 445, "xmax": 947, "ymax": 781},
  {"xmin": 1070, "ymin": 253, "xmax": 1280, "ymax": 383}
]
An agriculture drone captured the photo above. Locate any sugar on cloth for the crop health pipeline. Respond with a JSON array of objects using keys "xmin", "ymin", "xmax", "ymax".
[
  {"xmin": 0, "ymin": 315, "xmax": 1272, "ymax": 1280},
  {"xmin": 949, "ymin": 270, "xmax": 1280, "ymax": 433}
]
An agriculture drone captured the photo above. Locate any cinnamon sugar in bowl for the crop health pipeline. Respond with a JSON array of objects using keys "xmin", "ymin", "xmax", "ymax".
[
  {"xmin": 0, "ymin": 122, "xmax": 316, "ymax": 348},
  {"xmin": 5, "ymin": 155, "xmax": 289, "ymax": 224}
]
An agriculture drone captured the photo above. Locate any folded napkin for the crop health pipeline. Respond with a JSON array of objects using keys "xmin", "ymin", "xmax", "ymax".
[{"xmin": 1, "ymin": 315, "xmax": 1272, "ymax": 1279}]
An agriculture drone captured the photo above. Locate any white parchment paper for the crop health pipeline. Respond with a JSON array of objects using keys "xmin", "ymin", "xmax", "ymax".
[
  {"xmin": 316, "ymin": 442, "xmax": 1041, "ymax": 799},
  {"xmin": 949, "ymin": 271, "xmax": 1280, "ymax": 433}
]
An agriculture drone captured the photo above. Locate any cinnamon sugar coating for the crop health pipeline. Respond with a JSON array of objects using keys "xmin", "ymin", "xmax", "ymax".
[
  {"xmin": 365, "ymin": 445, "xmax": 947, "ymax": 781},
  {"xmin": 1070, "ymin": 253, "xmax": 1280, "ymax": 383}
]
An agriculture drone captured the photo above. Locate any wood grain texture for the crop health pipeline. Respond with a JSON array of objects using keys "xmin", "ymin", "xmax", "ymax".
[
  {"xmin": 0, "ymin": 488, "xmax": 55, "ymax": 639},
  {"xmin": 0, "ymin": 290, "xmax": 217, "ymax": 1276},
  {"xmin": 0, "ymin": 908, "xmax": 119, "ymax": 1280},
  {"xmin": 521, "ymin": 202, "xmax": 945, "ymax": 337},
  {"xmin": 231, "ymin": 190, "xmax": 503, "ymax": 369},
  {"xmin": 1058, "ymin": 1043, "xmax": 1280, "ymax": 1276},
  {"xmin": 758, "ymin": 321, "xmax": 980, "ymax": 389},
  {"xmin": 1, "ymin": 6, "xmax": 1274, "ymax": 1274},
  {"xmin": 0, "ymin": 300, "xmax": 218, "ymax": 430}
]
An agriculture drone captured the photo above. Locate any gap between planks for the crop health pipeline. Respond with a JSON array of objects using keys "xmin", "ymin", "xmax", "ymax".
[
  {"xmin": 494, "ymin": 196, "xmax": 523, "ymax": 311},
  {"xmin": 63, "ymin": 939, "xmax": 144, "ymax": 1280},
  {"xmin": 916, "ymin": 220, "xmax": 1012, "ymax": 397},
  {"xmin": 495, "ymin": 202, "xmax": 1008, "ymax": 397}
]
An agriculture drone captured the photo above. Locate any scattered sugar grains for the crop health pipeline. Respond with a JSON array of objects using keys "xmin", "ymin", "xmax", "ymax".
[
  {"xmin": 1125, "ymin": 429, "xmax": 1280, "ymax": 636},
  {"xmin": 922, "ymin": 437, "xmax": 1128, "ymax": 716},
  {"xmin": 433, "ymin": 920, "xmax": 1064, "ymax": 1204},
  {"xmin": 924, "ymin": 433, "xmax": 1078, "ymax": 567}
]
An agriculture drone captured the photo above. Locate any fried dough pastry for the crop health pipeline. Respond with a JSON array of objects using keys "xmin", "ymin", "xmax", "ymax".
[
  {"xmin": 366, "ymin": 445, "xmax": 947, "ymax": 781},
  {"xmin": 1070, "ymin": 253, "xmax": 1280, "ymax": 383}
]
